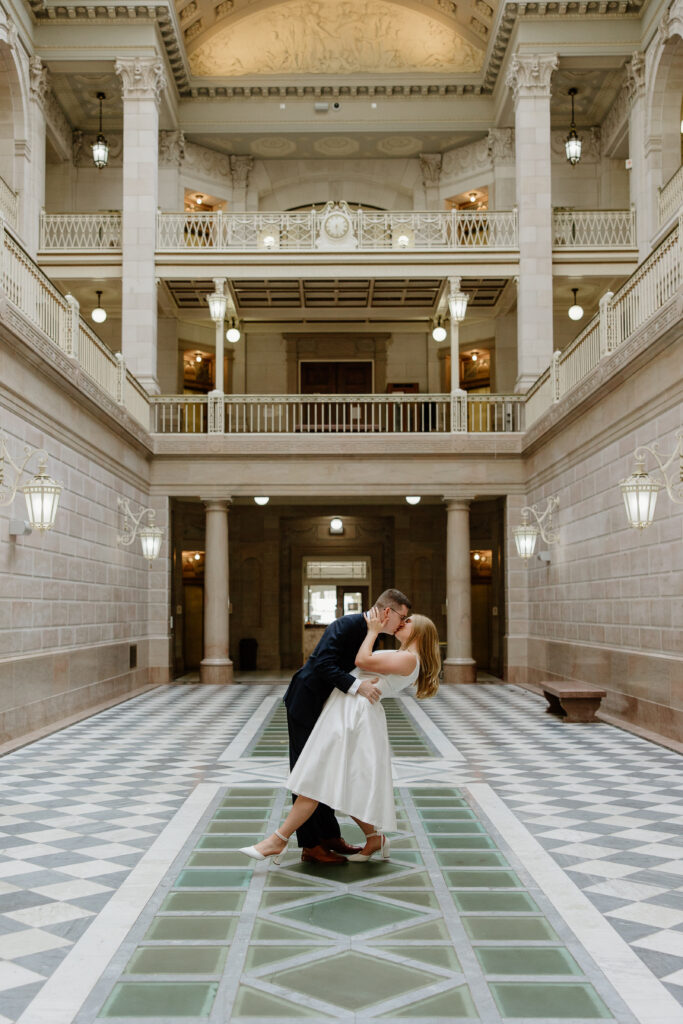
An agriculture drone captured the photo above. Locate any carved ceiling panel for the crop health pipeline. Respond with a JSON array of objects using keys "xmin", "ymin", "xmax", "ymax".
[{"xmin": 186, "ymin": 0, "xmax": 486, "ymax": 78}]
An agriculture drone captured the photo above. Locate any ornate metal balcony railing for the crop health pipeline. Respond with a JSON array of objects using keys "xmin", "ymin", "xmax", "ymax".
[
  {"xmin": 1, "ymin": 225, "xmax": 148, "ymax": 427},
  {"xmin": 155, "ymin": 209, "xmax": 519, "ymax": 251},
  {"xmin": 658, "ymin": 165, "xmax": 683, "ymax": 228},
  {"xmin": 151, "ymin": 393, "xmax": 525, "ymax": 435},
  {"xmin": 39, "ymin": 211, "xmax": 122, "ymax": 250},
  {"xmin": 526, "ymin": 216, "xmax": 681, "ymax": 428},
  {"xmin": 552, "ymin": 209, "xmax": 636, "ymax": 248},
  {"xmin": 0, "ymin": 175, "xmax": 18, "ymax": 232}
]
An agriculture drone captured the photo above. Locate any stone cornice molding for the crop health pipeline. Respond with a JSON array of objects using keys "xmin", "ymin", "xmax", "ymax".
[
  {"xmin": 506, "ymin": 53, "xmax": 558, "ymax": 105},
  {"xmin": 159, "ymin": 129, "xmax": 186, "ymax": 166},
  {"xmin": 230, "ymin": 155, "xmax": 253, "ymax": 190},
  {"xmin": 419, "ymin": 153, "xmax": 442, "ymax": 188},
  {"xmin": 487, "ymin": 128, "xmax": 514, "ymax": 164},
  {"xmin": 115, "ymin": 57, "xmax": 167, "ymax": 106}
]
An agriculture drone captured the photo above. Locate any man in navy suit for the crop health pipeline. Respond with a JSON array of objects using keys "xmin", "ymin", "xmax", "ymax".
[{"xmin": 283, "ymin": 588, "xmax": 412, "ymax": 863}]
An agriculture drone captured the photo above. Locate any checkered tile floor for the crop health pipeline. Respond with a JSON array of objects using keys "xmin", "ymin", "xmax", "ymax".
[{"xmin": 0, "ymin": 682, "xmax": 681, "ymax": 1022}]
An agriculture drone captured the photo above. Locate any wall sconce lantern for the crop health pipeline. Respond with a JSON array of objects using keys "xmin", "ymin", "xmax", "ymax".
[
  {"xmin": 565, "ymin": 87, "xmax": 582, "ymax": 166},
  {"xmin": 92, "ymin": 290, "xmax": 107, "ymax": 324},
  {"xmin": 254, "ymin": 496, "xmax": 269, "ymax": 505},
  {"xmin": 513, "ymin": 496, "xmax": 560, "ymax": 561},
  {"xmin": 118, "ymin": 497, "xmax": 164, "ymax": 563},
  {"xmin": 620, "ymin": 429, "xmax": 683, "ymax": 530},
  {"xmin": 405, "ymin": 496, "xmax": 421, "ymax": 505},
  {"xmin": 568, "ymin": 288, "xmax": 584, "ymax": 321},
  {"xmin": 0, "ymin": 430, "xmax": 62, "ymax": 534},
  {"xmin": 432, "ymin": 317, "xmax": 447, "ymax": 342},
  {"xmin": 92, "ymin": 92, "xmax": 109, "ymax": 169},
  {"xmin": 207, "ymin": 288, "xmax": 227, "ymax": 323},
  {"xmin": 448, "ymin": 279, "xmax": 469, "ymax": 322}
]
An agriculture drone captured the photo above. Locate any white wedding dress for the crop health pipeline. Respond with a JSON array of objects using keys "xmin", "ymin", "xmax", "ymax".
[{"xmin": 286, "ymin": 652, "xmax": 419, "ymax": 832}]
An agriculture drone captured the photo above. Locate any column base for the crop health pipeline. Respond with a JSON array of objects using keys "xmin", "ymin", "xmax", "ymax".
[
  {"xmin": 199, "ymin": 659, "xmax": 234, "ymax": 685},
  {"xmin": 442, "ymin": 659, "xmax": 477, "ymax": 684}
]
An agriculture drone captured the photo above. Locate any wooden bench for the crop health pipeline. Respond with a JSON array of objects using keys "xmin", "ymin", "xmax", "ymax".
[{"xmin": 540, "ymin": 680, "xmax": 606, "ymax": 723}]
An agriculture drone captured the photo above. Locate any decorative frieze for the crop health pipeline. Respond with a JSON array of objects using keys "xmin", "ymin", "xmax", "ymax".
[
  {"xmin": 487, "ymin": 128, "xmax": 514, "ymax": 164},
  {"xmin": 601, "ymin": 80, "xmax": 630, "ymax": 156},
  {"xmin": 419, "ymin": 153, "xmax": 442, "ymax": 188},
  {"xmin": 441, "ymin": 137, "xmax": 490, "ymax": 181},
  {"xmin": 625, "ymin": 51, "xmax": 645, "ymax": 102},
  {"xmin": 184, "ymin": 141, "xmax": 233, "ymax": 182},
  {"xmin": 115, "ymin": 57, "xmax": 167, "ymax": 105},
  {"xmin": 230, "ymin": 155, "xmax": 254, "ymax": 190}
]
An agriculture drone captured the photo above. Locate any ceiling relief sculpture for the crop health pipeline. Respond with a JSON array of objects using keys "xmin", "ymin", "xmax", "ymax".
[{"xmin": 189, "ymin": 0, "xmax": 484, "ymax": 78}]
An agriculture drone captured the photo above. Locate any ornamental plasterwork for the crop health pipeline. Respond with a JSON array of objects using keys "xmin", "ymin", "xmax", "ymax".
[
  {"xmin": 183, "ymin": 140, "xmax": 232, "ymax": 181},
  {"xmin": 441, "ymin": 137, "xmax": 490, "ymax": 180},
  {"xmin": 487, "ymin": 128, "xmax": 514, "ymax": 164},
  {"xmin": 115, "ymin": 57, "xmax": 167, "ymax": 104},
  {"xmin": 229, "ymin": 154, "xmax": 253, "ymax": 189},
  {"xmin": 189, "ymin": 0, "xmax": 484, "ymax": 77},
  {"xmin": 29, "ymin": 57, "xmax": 72, "ymax": 157},
  {"xmin": 159, "ymin": 129, "xmax": 186, "ymax": 165},
  {"xmin": 600, "ymin": 80, "xmax": 630, "ymax": 155},
  {"xmin": 625, "ymin": 51, "xmax": 645, "ymax": 101},
  {"xmin": 506, "ymin": 54, "xmax": 559, "ymax": 103},
  {"xmin": 419, "ymin": 153, "xmax": 442, "ymax": 187}
]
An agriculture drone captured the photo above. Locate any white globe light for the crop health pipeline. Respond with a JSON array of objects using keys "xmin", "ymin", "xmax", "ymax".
[
  {"xmin": 254, "ymin": 496, "xmax": 270, "ymax": 505},
  {"xmin": 405, "ymin": 496, "xmax": 421, "ymax": 505},
  {"xmin": 329, "ymin": 517, "xmax": 344, "ymax": 533},
  {"xmin": 91, "ymin": 305, "xmax": 107, "ymax": 323},
  {"xmin": 432, "ymin": 324, "xmax": 447, "ymax": 342},
  {"xmin": 226, "ymin": 325, "xmax": 241, "ymax": 343},
  {"xmin": 397, "ymin": 233, "xmax": 410, "ymax": 248},
  {"xmin": 194, "ymin": 552, "xmax": 201, "ymax": 561},
  {"xmin": 263, "ymin": 234, "xmax": 276, "ymax": 249},
  {"xmin": 568, "ymin": 303, "xmax": 584, "ymax": 321}
]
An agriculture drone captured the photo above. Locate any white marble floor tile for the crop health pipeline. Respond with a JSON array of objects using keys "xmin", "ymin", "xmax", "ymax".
[
  {"xmin": 0, "ymin": 928, "xmax": 71, "ymax": 959},
  {"xmin": 606, "ymin": 903, "xmax": 683, "ymax": 928},
  {"xmin": 0, "ymin": 963, "xmax": 44, "ymax": 993},
  {"xmin": 569, "ymin": 860, "xmax": 641, "ymax": 879},
  {"xmin": 29, "ymin": 880, "xmax": 111, "ymax": 901},
  {"xmin": 54, "ymin": 861, "xmax": 128, "ymax": 880},
  {"xmin": 0, "ymin": 864, "xmax": 42, "ymax": 880},
  {"xmin": 6, "ymin": 903, "xmax": 95, "ymax": 928},
  {"xmin": 634, "ymin": 931, "xmax": 683, "ymax": 957},
  {"xmin": 585, "ymin": 879, "xmax": 669, "ymax": 901}
]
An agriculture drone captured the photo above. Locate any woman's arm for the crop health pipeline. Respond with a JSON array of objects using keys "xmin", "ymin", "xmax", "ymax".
[{"xmin": 355, "ymin": 608, "xmax": 417, "ymax": 677}]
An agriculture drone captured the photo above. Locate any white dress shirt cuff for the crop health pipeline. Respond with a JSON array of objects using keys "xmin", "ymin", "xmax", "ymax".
[{"xmin": 348, "ymin": 679, "xmax": 362, "ymax": 695}]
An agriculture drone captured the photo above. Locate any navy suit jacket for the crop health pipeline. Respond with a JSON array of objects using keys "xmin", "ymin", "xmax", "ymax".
[{"xmin": 284, "ymin": 613, "xmax": 368, "ymax": 730}]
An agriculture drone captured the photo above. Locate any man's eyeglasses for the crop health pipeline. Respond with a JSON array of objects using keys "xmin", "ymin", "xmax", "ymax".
[{"xmin": 388, "ymin": 607, "xmax": 409, "ymax": 623}]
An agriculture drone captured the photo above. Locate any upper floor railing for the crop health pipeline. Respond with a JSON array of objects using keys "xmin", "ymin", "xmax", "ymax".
[
  {"xmin": 0, "ymin": 175, "xmax": 18, "ymax": 233},
  {"xmin": 526, "ymin": 216, "xmax": 681, "ymax": 428},
  {"xmin": 37, "ymin": 207, "xmax": 639, "ymax": 253},
  {"xmin": 658, "ymin": 165, "xmax": 683, "ymax": 228},
  {"xmin": 1, "ymin": 226, "xmax": 148, "ymax": 427}
]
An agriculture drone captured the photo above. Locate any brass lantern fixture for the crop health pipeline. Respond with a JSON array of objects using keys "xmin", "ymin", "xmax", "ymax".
[
  {"xmin": 92, "ymin": 92, "xmax": 109, "ymax": 170},
  {"xmin": 565, "ymin": 88, "xmax": 582, "ymax": 166}
]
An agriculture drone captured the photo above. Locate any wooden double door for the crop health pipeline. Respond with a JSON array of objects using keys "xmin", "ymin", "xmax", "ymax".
[{"xmin": 300, "ymin": 361, "xmax": 373, "ymax": 394}]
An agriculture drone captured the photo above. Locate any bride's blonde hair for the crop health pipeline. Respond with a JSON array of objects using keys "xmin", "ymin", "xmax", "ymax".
[{"xmin": 399, "ymin": 614, "xmax": 440, "ymax": 699}]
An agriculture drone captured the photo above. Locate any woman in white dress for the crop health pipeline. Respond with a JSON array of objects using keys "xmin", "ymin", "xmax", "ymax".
[{"xmin": 239, "ymin": 610, "xmax": 440, "ymax": 864}]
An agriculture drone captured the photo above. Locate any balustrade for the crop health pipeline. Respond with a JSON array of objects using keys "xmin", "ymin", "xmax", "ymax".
[
  {"xmin": 39, "ymin": 211, "xmax": 122, "ymax": 250},
  {"xmin": 658, "ymin": 165, "xmax": 683, "ymax": 228},
  {"xmin": 0, "ymin": 176, "xmax": 18, "ymax": 232},
  {"xmin": 552, "ymin": 209, "xmax": 636, "ymax": 248}
]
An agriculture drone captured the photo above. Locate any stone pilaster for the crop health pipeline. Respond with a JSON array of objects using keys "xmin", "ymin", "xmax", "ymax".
[
  {"xmin": 625, "ymin": 52, "xmax": 652, "ymax": 257},
  {"xmin": 230, "ymin": 155, "xmax": 254, "ymax": 212},
  {"xmin": 442, "ymin": 498, "xmax": 477, "ymax": 684},
  {"xmin": 486, "ymin": 128, "xmax": 515, "ymax": 210},
  {"xmin": 115, "ymin": 57, "xmax": 167, "ymax": 393},
  {"xmin": 419, "ymin": 153, "xmax": 442, "ymax": 210},
  {"xmin": 199, "ymin": 498, "xmax": 234, "ymax": 684},
  {"xmin": 506, "ymin": 53, "xmax": 558, "ymax": 393}
]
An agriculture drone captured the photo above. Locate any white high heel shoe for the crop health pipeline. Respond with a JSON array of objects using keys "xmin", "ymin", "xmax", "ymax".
[
  {"xmin": 239, "ymin": 829, "xmax": 289, "ymax": 865},
  {"xmin": 347, "ymin": 832, "xmax": 390, "ymax": 862}
]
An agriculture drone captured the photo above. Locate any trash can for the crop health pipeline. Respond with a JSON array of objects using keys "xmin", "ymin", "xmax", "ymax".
[{"xmin": 238, "ymin": 637, "xmax": 258, "ymax": 671}]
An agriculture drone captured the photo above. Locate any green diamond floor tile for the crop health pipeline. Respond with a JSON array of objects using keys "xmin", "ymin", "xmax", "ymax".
[
  {"xmin": 424, "ymin": 815, "xmax": 478, "ymax": 833},
  {"xmin": 99, "ymin": 982, "xmax": 218, "ymax": 1018},
  {"xmin": 232, "ymin": 984, "xmax": 324, "ymax": 1017},
  {"xmin": 366, "ymin": 888, "xmax": 440, "ymax": 908},
  {"xmin": 420, "ymin": 807, "xmax": 474, "ymax": 818},
  {"xmin": 382, "ymin": 984, "xmax": 479, "ymax": 1018},
  {"xmin": 260, "ymin": 890, "xmax": 328, "ymax": 908},
  {"xmin": 174, "ymin": 868, "xmax": 252, "ymax": 888},
  {"xmin": 219, "ymin": 794, "xmax": 273, "ymax": 805},
  {"xmin": 445, "ymin": 869, "xmax": 523, "ymax": 888},
  {"xmin": 196, "ymin": 834, "xmax": 261, "ymax": 849},
  {"xmin": 433, "ymin": 836, "xmax": 497, "ymax": 850},
  {"xmin": 252, "ymin": 918, "xmax": 333, "ymax": 942},
  {"xmin": 412, "ymin": 796, "xmax": 469, "ymax": 806},
  {"xmin": 124, "ymin": 946, "xmax": 228, "ymax": 975},
  {"xmin": 369, "ymin": 919, "xmax": 452, "ymax": 942},
  {"xmin": 266, "ymin": 950, "xmax": 437, "ymax": 1011},
  {"xmin": 244, "ymin": 944, "xmax": 319, "ymax": 969},
  {"xmin": 227, "ymin": 787, "xmax": 277, "ymax": 797},
  {"xmin": 213, "ymin": 808, "xmax": 270, "ymax": 820},
  {"xmin": 388, "ymin": 836, "xmax": 420, "ymax": 849},
  {"xmin": 144, "ymin": 916, "xmax": 237, "ymax": 941},
  {"xmin": 426, "ymin": 821, "xmax": 486, "ymax": 835},
  {"xmin": 412, "ymin": 787, "xmax": 462, "ymax": 796},
  {"xmin": 390, "ymin": 850, "xmax": 425, "ymax": 865},
  {"xmin": 285, "ymin": 859, "xmax": 407, "ymax": 881},
  {"xmin": 462, "ymin": 916, "xmax": 560, "ymax": 942},
  {"xmin": 206, "ymin": 821, "xmax": 264, "ymax": 834},
  {"xmin": 375, "ymin": 943, "xmax": 462, "ymax": 971},
  {"xmin": 264, "ymin": 870, "xmax": 330, "ymax": 889},
  {"xmin": 275, "ymin": 893, "xmax": 424, "ymax": 935},
  {"xmin": 476, "ymin": 946, "xmax": 583, "ymax": 976},
  {"xmin": 451, "ymin": 891, "xmax": 541, "ymax": 913},
  {"xmin": 160, "ymin": 891, "xmax": 245, "ymax": 913},
  {"xmin": 490, "ymin": 982, "xmax": 613, "ymax": 1018}
]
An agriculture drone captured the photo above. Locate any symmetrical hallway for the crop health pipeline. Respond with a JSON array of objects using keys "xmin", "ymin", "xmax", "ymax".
[{"xmin": 1, "ymin": 685, "xmax": 683, "ymax": 1022}]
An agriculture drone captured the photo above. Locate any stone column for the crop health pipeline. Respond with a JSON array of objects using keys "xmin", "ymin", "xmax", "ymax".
[
  {"xmin": 200, "ymin": 498, "xmax": 233, "ymax": 684},
  {"xmin": 442, "ymin": 498, "xmax": 477, "ymax": 684},
  {"xmin": 625, "ymin": 52, "xmax": 652, "ymax": 258},
  {"xmin": 115, "ymin": 57, "xmax": 166, "ymax": 393},
  {"xmin": 419, "ymin": 153, "xmax": 442, "ymax": 209},
  {"xmin": 506, "ymin": 53, "xmax": 558, "ymax": 393}
]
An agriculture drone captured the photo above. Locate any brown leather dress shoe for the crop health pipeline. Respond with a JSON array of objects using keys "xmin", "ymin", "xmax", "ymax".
[
  {"xmin": 301, "ymin": 844, "xmax": 347, "ymax": 864},
  {"xmin": 322, "ymin": 837, "xmax": 364, "ymax": 856}
]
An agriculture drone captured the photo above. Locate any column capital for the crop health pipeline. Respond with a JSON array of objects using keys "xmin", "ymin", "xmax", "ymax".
[
  {"xmin": 419, "ymin": 152, "xmax": 442, "ymax": 188},
  {"xmin": 115, "ymin": 57, "xmax": 167, "ymax": 105},
  {"xmin": 506, "ymin": 53, "xmax": 558, "ymax": 105},
  {"xmin": 201, "ymin": 497, "xmax": 233, "ymax": 510},
  {"xmin": 442, "ymin": 496, "xmax": 475, "ymax": 511},
  {"xmin": 159, "ymin": 129, "xmax": 185, "ymax": 166},
  {"xmin": 625, "ymin": 51, "xmax": 646, "ymax": 104},
  {"xmin": 230, "ymin": 154, "xmax": 254, "ymax": 189}
]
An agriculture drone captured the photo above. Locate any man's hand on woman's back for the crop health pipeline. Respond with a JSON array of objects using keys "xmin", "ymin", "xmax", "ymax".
[{"xmin": 357, "ymin": 678, "xmax": 381, "ymax": 704}]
